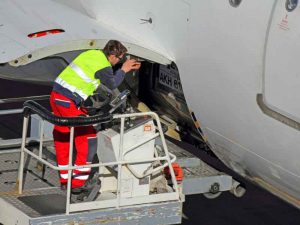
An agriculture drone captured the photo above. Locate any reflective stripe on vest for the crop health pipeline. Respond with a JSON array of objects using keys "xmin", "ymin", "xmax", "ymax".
[
  {"xmin": 55, "ymin": 77, "xmax": 88, "ymax": 100},
  {"xmin": 69, "ymin": 62, "xmax": 98, "ymax": 89},
  {"xmin": 55, "ymin": 50, "xmax": 111, "ymax": 100}
]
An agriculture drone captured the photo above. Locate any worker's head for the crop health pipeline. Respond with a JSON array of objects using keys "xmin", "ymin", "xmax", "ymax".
[{"xmin": 103, "ymin": 40, "xmax": 127, "ymax": 66}]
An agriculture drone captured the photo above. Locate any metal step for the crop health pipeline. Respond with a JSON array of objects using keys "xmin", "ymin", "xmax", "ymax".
[
  {"xmin": 165, "ymin": 139, "xmax": 233, "ymax": 196},
  {"xmin": 164, "ymin": 139, "xmax": 201, "ymax": 168},
  {"xmin": 0, "ymin": 149, "xmax": 60, "ymax": 193}
]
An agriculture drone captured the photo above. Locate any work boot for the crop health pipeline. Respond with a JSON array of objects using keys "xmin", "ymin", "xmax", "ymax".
[
  {"xmin": 72, "ymin": 173, "xmax": 101, "ymax": 201},
  {"xmin": 60, "ymin": 183, "xmax": 67, "ymax": 191}
]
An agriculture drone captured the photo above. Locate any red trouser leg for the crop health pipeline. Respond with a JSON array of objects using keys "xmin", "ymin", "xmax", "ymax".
[
  {"xmin": 53, "ymin": 128, "xmax": 70, "ymax": 185},
  {"xmin": 72, "ymin": 126, "xmax": 97, "ymax": 188},
  {"xmin": 50, "ymin": 91, "xmax": 97, "ymax": 188}
]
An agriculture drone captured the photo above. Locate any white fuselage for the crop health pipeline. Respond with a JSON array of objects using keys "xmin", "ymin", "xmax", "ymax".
[
  {"xmin": 180, "ymin": 0, "xmax": 300, "ymax": 205},
  {"xmin": 1, "ymin": 0, "xmax": 300, "ymax": 207}
]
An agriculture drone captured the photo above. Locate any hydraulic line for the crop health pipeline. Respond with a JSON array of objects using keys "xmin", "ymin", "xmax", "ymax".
[{"xmin": 23, "ymin": 100, "xmax": 112, "ymax": 126}]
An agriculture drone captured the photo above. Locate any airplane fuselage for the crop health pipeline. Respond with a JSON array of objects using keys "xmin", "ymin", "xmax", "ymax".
[{"xmin": 0, "ymin": 0, "xmax": 300, "ymax": 208}]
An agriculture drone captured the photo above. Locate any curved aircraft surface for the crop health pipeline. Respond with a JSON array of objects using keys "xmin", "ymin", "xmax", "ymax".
[{"xmin": 0, "ymin": 0, "xmax": 300, "ymax": 208}]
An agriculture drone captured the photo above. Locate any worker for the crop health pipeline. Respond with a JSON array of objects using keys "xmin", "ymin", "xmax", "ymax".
[{"xmin": 49, "ymin": 40, "xmax": 141, "ymax": 194}]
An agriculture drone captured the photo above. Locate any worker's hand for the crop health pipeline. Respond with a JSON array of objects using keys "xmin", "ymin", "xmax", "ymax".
[{"xmin": 121, "ymin": 59, "xmax": 141, "ymax": 73}]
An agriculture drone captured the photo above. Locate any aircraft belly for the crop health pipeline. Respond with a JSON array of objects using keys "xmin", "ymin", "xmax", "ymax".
[
  {"xmin": 204, "ymin": 127, "xmax": 300, "ymax": 201},
  {"xmin": 176, "ymin": 0, "xmax": 300, "ymax": 205},
  {"xmin": 0, "ymin": 35, "xmax": 28, "ymax": 63},
  {"xmin": 0, "ymin": 0, "xmax": 172, "ymax": 65}
]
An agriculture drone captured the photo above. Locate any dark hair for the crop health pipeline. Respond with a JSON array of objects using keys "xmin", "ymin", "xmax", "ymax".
[{"xmin": 103, "ymin": 40, "xmax": 127, "ymax": 57}]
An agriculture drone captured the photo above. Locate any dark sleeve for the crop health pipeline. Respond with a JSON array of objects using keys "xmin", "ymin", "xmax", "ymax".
[{"xmin": 95, "ymin": 67, "xmax": 126, "ymax": 90}]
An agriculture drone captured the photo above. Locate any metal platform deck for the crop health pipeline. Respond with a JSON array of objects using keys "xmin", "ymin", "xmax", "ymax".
[
  {"xmin": 0, "ymin": 140, "xmax": 182, "ymax": 225},
  {"xmin": 0, "ymin": 138, "xmax": 236, "ymax": 225}
]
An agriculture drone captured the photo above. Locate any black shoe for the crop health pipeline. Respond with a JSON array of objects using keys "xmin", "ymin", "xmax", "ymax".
[
  {"xmin": 71, "ymin": 173, "xmax": 99, "ymax": 194},
  {"xmin": 60, "ymin": 184, "xmax": 67, "ymax": 191},
  {"xmin": 71, "ymin": 187, "xmax": 84, "ymax": 195},
  {"xmin": 75, "ymin": 173, "xmax": 101, "ymax": 202}
]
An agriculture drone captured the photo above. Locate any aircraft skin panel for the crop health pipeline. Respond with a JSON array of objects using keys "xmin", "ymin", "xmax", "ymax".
[
  {"xmin": 177, "ymin": 0, "xmax": 300, "ymax": 206},
  {"xmin": 0, "ymin": 0, "xmax": 171, "ymax": 65},
  {"xmin": 0, "ymin": 34, "xmax": 28, "ymax": 63},
  {"xmin": 0, "ymin": 0, "xmax": 99, "ymax": 62},
  {"xmin": 63, "ymin": 0, "xmax": 300, "ymax": 205},
  {"xmin": 1, "ymin": 0, "xmax": 300, "ymax": 208},
  {"xmin": 54, "ymin": 0, "xmax": 190, "ymax": 62},
  {"xmin": 264, "ymin": 1, "xmax": 300, "ymax": 123}
]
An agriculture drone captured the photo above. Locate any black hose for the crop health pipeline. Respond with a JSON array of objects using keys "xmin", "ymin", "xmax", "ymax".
[{"xmin": 23, "ymin": 100, "xmax": 112, "ymax": 127}]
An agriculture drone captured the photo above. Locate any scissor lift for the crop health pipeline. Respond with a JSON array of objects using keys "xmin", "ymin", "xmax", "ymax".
[{"xmin": 0, "ymin": 96, "xmax": 245, "ymax": 225}]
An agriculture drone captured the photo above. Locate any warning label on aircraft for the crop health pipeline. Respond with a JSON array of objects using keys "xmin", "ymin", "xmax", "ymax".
[
  {"xmin": 278, "ymin": 14, "xmax": 290, "ymax": 31},
  {"xmin": 158, "ymin": 65, "xmax": 183, "ymax": 93}
]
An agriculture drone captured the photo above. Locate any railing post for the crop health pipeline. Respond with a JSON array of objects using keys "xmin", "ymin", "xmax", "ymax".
[
  {"xmin": 18, "ymin": 116, "xmax": 29, "ymax": 194},
  {"xmin": 38, "ymin": 120, "xmax": 44, "ymax": 158},
  {"xmin": 66, "ymin": 126, "xmax": 75, "ymax": 215},
  {"xmin": 117, "ymin": 117, "xmax": 125, "ymax": 208},
  {"xmin": 153, "ymin": 113, "xmax": 180, "ymax": 198}
]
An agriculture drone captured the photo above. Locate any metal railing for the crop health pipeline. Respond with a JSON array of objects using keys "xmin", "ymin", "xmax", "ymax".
[
  {"xmin": 0, "ymin": 95, "xmax": 50, "ymax": 152},
  {"xmin": 18, "ymin": 102, "xmax": 180, "ymax": 214},
  {"xmin": 0, "ymin": 95, "xmax": 49, "ymax": 115}
]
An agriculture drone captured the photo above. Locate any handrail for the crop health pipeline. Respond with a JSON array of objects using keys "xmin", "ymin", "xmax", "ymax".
[
  {"xmin": 0, "ymin": 95, "xmax": 50, "ymax": 104},
  {"xmin": 18, "ymin": 101, "xmax": 180, "ymax": 215},
  {"xmin": 23, "ymin": 148, "xmax": 170, "ymax": 171},
  {"xmin": 0, "ymin": 95, "xmax": 50, "ymax": 116}
]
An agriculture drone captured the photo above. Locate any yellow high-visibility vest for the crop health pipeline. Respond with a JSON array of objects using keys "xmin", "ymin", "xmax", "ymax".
[{"xmin": 55, "ymin": 50, "xmax": 111, "ymax": 100}]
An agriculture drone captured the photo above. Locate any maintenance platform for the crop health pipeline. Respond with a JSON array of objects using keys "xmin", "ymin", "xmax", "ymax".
[{"xmin": 0, "ymin": 94, "xmax": 245, "ymax": 225}]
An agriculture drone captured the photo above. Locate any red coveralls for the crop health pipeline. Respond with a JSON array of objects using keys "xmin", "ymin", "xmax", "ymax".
[{"xmin": 50, "ymin": 91, "xmax": 97, "ymax": 188}]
